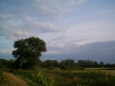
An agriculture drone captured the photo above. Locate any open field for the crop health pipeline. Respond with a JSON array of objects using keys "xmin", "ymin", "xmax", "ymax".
[
  {"xmin": 85, "ymin": 68, "xmax": 115, "ymax": 76},
  {"xmin": 0, "ymin": 68, "xmax": 115, "ymax": 86}
]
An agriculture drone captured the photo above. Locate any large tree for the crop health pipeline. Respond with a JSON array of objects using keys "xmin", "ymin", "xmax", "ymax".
[{"xmin": 12, "ymin": 37, "xmax": 46, "ymax": 69}]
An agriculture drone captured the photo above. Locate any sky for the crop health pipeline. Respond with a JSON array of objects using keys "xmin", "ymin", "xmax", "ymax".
[{"xmin": 0, "ymin": 0, "xmax": 115, "ymax": 62}]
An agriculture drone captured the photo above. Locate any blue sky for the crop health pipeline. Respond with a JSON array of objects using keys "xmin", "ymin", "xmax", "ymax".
[{"xmin": 0, "ymin": 0, "xmax": 115, "ymax": 62}]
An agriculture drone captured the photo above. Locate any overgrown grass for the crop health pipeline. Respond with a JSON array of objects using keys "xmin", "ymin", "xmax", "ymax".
[
  {"xmin": 0, "ymin": 69, "xmax": 115, "ymax": 86},
  {"xmin": 45, "ymin": 70, "xmax": 115, "ymax": 86},
  {"xmin": 13, "ymin": 70, "xmax": 54, "ymax": 86},
  {"xmin": 11, "ymin": 69, "xmax": 115, "ymax": 86}
]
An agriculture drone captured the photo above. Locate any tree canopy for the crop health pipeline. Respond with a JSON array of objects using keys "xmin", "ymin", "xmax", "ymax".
[{"xmin": 12, "ymin": 37, "xmax": 46, "ymax": 69}]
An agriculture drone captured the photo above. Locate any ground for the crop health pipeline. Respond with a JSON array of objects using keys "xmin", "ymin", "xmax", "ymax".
[{"xmin": 0, "ymin": 68, "xmax": 115, "ymax": 86}]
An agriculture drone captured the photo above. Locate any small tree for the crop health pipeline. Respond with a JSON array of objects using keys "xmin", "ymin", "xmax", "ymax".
[{"xmin": 12, "ymin": 37, "xmax": 46, "ymax": 69}]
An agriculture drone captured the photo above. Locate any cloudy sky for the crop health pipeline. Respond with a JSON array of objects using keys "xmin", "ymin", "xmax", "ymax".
[{"xmin": 0, "ymin": 0, "xmax": 115, "ymax": 62}]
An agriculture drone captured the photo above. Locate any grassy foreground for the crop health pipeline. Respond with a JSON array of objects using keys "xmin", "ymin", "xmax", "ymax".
[{"xmin": 0, "ymin": 68, "xmax": 115, "ymax": 86}]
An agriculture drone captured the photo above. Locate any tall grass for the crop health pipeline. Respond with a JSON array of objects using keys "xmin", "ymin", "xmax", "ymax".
[
  {"xmin": 13, "ymin": 71, "xmax": 54, "ymax": 86},
  {"xmin": 35, "ymin": 72, "xmax": 54, "ymax": 86},
  {"xmin": 6, "ymin": 70, "xmax": 115, "ymax": 86}
]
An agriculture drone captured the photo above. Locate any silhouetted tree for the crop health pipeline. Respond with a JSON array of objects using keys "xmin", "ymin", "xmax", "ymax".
[{"xmin": 12, "ymin": 37, "xmax": 46, "ymax": 69}]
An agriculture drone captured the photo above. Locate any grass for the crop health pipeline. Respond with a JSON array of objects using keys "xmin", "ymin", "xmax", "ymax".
[
  {"xmin": 85, "ymin": 68, "xmax": 115, "ymax": 76},
  {"xmin": 44, "ymin": 69, "xmax": 115, "ymax": 86},
  {"xmin": 0, "ymin": 68, "xmax": 115, "ymax": 86}
]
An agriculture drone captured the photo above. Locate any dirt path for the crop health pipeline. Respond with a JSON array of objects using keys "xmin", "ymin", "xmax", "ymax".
[{"xmin": 0, "ymin": 72, "xmax": 28, "ymax": 86}]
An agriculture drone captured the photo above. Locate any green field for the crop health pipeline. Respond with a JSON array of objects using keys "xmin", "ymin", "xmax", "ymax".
[{"xmin": 0, "ymin": 68, "xmax": 115, "ymax": 86}]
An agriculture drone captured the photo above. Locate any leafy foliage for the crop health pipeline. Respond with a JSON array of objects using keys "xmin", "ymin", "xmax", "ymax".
[
  {"xmin": 35, "ymin": 72, "xmax": 54, "ymax": 86},
  {"xmin": 12, "ymin": 37, "xmax": 46, "ymax": 69}
]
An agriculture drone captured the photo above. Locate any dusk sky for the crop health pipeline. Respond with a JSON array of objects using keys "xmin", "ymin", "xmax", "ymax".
[{"xmin": 0, "ymin": 0, "xmax": 115, "ymax": 63}]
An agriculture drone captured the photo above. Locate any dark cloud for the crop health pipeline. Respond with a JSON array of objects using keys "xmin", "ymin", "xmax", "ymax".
[{"xmin": 43, "ymin": 41, "xmax": 115, "ymax": 63}]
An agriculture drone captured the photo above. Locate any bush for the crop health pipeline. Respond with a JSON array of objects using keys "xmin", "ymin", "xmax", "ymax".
[{"xmin": 35, "ymin": 72, "xmax": 54, "ymax": 86}]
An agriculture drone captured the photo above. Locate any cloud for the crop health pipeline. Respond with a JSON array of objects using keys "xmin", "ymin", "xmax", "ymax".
[
  {"xmin": 23, "ymin": 16, "xmax": 61, "ymax": 33},
  {"xmin": 64, "ymin": 20, "xmax": 115, "ymax": 45},
  {"xmin": 0, "ymin": 14, "xmax": 62, "ymax": 40},
  {"xmin": 43, "ymin": 41, "xmax": 115, "ymax": 63},
  {"xmin": 42, "ymin": 19, "xmax": 115, "ymax": 56},
  {"xmin": 0, "ymin": 0, "xmax": 89, "ymax": 41},
  {"xmin": 34, "ymin": 0, "xmax": 88, "ymax": 17}
]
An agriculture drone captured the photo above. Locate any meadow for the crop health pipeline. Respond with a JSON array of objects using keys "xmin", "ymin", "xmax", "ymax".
[{"xmin": 0, "ymin": 68, "xmax": 115, "ymax": 86}]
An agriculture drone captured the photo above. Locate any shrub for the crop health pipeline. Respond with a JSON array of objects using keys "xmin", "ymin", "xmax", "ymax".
[{"xmin": 35, "ymin": 72, "xmax": 54, "ymax": 86}]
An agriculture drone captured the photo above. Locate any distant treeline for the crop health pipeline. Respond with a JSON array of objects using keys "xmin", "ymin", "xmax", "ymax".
[
  {"xmin": 41, "ymin": 59, "xmax": 115, "ymax": 69},
  {"xmin": 0, "ymin": 58, "xmax": 115, "ymax": 70}
]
